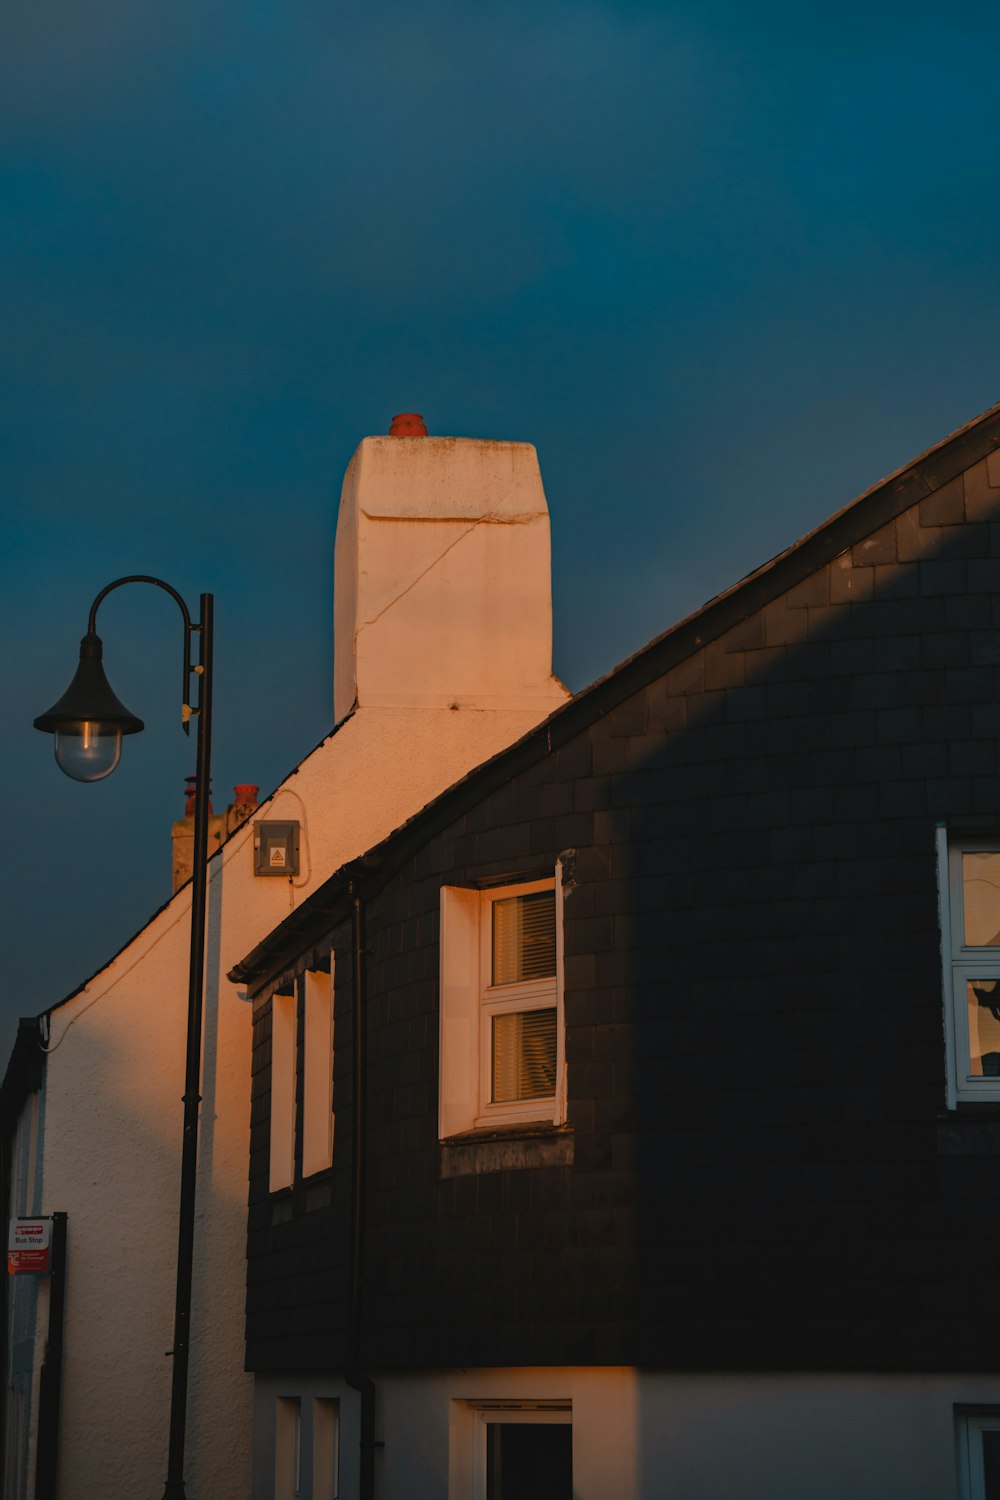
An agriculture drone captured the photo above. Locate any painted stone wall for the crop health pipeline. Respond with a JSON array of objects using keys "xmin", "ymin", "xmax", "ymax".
[{"xmin": 28, "ymin": 432, "xmax": 568, "ymax": 1500}]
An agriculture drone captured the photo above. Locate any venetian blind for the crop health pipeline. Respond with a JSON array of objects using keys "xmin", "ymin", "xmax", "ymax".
[
  {"xmin": 492, "ymin": 890, "xmax": 556, "ymax": 985},
  {"xmin": 492, "ymin": 1008, "xmax": 558, "ymax": 1102}
]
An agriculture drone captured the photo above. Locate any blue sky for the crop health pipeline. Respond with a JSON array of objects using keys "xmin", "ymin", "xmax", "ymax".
[{"xmin": 3, "ymin": 0, "xmax": 1000, "ymax": 1050}]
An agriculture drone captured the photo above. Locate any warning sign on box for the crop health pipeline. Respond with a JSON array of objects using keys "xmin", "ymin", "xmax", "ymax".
[{"xmin": 8, "ymin": 1218, "xmax": 51, "ymax": 1275}]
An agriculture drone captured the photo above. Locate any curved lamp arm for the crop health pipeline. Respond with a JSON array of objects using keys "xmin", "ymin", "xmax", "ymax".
[
  {"xmin": 86, "ymin": 575, "xmax": 202, "ymax": 734},
  {"xmin": 35, "ymin": 575, "xmax": 213, "ymax": 780}
]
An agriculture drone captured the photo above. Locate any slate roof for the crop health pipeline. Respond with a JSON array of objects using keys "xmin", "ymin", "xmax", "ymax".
[{"xmin": 229, "ymin": 397, "xmax": 1000, "ymax": 995}]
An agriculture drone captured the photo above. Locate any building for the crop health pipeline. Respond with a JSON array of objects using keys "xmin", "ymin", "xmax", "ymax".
[
  {"xmin": 232, "ymin": 401, "xmax": 1000, "ymax": 1500},
  {"xmin": 1, "ymin": 422, "xmax": 568, "ymax": 1499}
]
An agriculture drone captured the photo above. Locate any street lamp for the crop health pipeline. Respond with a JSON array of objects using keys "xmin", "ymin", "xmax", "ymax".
[{"xmin": 34, "ymin": 574, "xmax": 214, "ymax": 1500}]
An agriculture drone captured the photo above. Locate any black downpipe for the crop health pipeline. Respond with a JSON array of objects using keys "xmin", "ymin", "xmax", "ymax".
[
  {"xmin": 0, "ymin": 1119, "xmax": 10, "ymax": 1490},
  {"xmin": 345, "ymin": 890, "xmax": 377, "ymax": 1500},
  {"xmin": 34, "ymin": 1212, "xmax": 67, "ymax": 1500}
]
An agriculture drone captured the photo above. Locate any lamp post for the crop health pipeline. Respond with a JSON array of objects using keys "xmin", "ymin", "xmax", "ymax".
[{"xmin": 34, "ymin": 575, "xmax": 214, "ymax": 1500}]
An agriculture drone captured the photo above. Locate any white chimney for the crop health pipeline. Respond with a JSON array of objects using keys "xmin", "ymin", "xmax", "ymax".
[{"xmin": 333, "ymin": 421, "xmax": 567, "ymax": 724}]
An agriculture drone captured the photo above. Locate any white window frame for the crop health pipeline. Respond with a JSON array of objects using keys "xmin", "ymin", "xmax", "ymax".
[
  {"xmin": 439, "ymin": 865, "xmax": 566, "ymax": 1138},
  {"xmin": 957, "ymin": 1410, "xmax": 1000, "ymax": 1499},
  {"xmin": 478, "ymin": 878, "xmax": 559, "ymax": 1128},
  {"xmin": 458, "ymin": 1402, "xmax": 572, "ymax": 1500},
  {"xmin": 269, "ymin": 993, "xmax": 297, "ymax": 1192},
  {"xmin": 939, "ymin": 828, "xmax": 1000, "ymax": 1106},
  {"xmin": 302, "ymin": 968, "xmax": 334, "ymax": 1178}
]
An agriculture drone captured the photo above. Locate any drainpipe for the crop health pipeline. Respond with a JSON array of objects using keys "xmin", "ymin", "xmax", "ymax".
[
  {"xmin": 34, "ymin": 1212, "xmax": 67, "ymax": 1500},
  {"xmin": 345, "ymin": 888, "xmax": 376, "ymax": 1500}
]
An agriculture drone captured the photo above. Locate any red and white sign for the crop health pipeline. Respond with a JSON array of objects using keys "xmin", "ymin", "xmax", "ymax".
[{"xmin": 7, "ymin": 1218, "xmax": 51, "ymax": 1275}]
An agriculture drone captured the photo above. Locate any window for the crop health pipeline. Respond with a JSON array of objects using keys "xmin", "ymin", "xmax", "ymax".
[
  {"xmin": 440, "ymin": 869, "xmax": 566, "ymax": 1137},
  {"xmin": 454, "ymin": 1403, "xmax": 572, "ymax": 1500},
  {"xmin": 272, "ymin": 1394, "xmax": 339, "ymax": 1500},
  {"xmin": 939, "ymin": 831, "xmax": 1000, "ymax": 1104},
  {"xmin": 312, "ymin": 1398, "xmax": 340, "ymax": 1500},
  {"xmin": 269, "ymin": 966, "xmax": 334, "ymax": 1192},
  {"xmin": 302, "ymin": 970, "xmax": 334, "ymax": 1177},
  {"xmin": 958, "ymin": 1411, "xmax": 1000, "ymax": 1498},
  {"xmin": 275, "ymin": 1397, "xmax": 302, "ymax": 1500},
  {"xmin": 269, "ymin": 993, "xmax": 296, "ymax": 1192}
]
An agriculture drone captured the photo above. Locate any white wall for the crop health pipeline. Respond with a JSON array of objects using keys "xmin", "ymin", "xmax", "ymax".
[
  {"xmin": 253, "ymin": 1368, "xmax": 638, "ymax": 1500},
  {"xmin": 253, "ymin": 1366, "xmax": 1000, "ymax": 1500},
  {"xmin": 29, "ymin": 431, "xmax": 569, "ymax": 1500}
]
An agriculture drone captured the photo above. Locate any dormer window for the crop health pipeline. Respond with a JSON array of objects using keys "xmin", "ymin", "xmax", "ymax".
[{"xmin": 439, "ymin": 871, "xmax": 566, "ymax": 1138}]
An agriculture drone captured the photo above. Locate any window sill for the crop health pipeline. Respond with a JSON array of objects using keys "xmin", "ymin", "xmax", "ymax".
[
  {"xmin": 268, "ymin": 1169, "xmax": 332, "ymax": 1222},
  {"xmin": 439, "ymin": 1123, "xmax": 574, "ymax": 1179}
]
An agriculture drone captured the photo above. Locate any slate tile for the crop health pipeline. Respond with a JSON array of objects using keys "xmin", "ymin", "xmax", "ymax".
[
  {"xmin": 944, "ymin": 666, "xmax": 994, "ymax": 704},
  {"xmin": 926, "ymin": 779, "xmax": 973, "ymax": 816},
  {"xmin": 971, "ymin": 703, "xmax": 1000, "ymax": 738},
  {"xmin": 972, "ymin": 631, "xmax": 1000, "ymax": 666},
  {"xmin": 974, "ymin": 777, "xmax": 1000, "ymax": 813},
  {"xmin": 878, "ymin": 707, "xmax": 922, "ymax": 744},
  {"xmin": 875, "ymin": 563, "xmax": 920, "ymax": 598},
  {"xmin": 853, "ymin": 522, "xmax": 897, "ymax": 566},
  {"xmin": 921, "ymin": 632, "xmax": 970, "ymax": 669},
  {"xmin": 918, "ymin": 476, "xmax": 964, "ymax": 526},
  {"xmin": 830, "ymin": 557, "xmax": 875, "ymax": 604},
  {"xmin": 900, "ymin": 741, "xmax": 948, "ymax": 779},
  {"xmin": 967, "ymin": 559, "xmax": 1000, "ymax": 594},
  {"xmin": 764, "ymin": 599, "xmax": 802, "ymax": 647},
  {"xmin": 704, "ymin": 642, "xmax": 746, "ymax": 690},
  {"xmin": 964, "ymin": 459, "xmax": 1000, "ymax": 521},
  {"xmin": 787, "ymin": 571, "xmax": 831, "ymax": 609},
  {"xmin": 920, "ymin": 559, "xmax": 967, "ymax": 596},
  {"xmin": 894, "ymin": 507, "xmax": 937, "ymax": 564},
  {"xmin": 722, "ymin": 613, "xmax": 765, "ymax": 651},
  {"xmin": 897, "ymin": 669, "xmax": 947, "ymax": 707},
  {"xmin": 831, "ymin": 637, "xmax": 875, "ymax": 675}
]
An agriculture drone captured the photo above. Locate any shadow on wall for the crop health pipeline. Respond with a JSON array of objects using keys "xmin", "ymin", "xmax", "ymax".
[{"xmin": 561, "ymin": 510, "xmax": 1000, "ymax": 1487}]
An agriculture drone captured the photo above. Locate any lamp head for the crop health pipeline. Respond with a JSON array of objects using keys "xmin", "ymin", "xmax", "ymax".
[{"xmin": 34, "ymin": 632, "xmax": 144, "ymax": 782}]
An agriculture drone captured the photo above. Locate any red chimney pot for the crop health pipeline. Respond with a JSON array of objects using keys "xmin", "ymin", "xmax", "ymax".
[
  {"xmin": 184, "ymin": 776, "xmax": 213, "ymax": 816},
  {"xmin": 388, "ymin": 413, "xmax": 428, "ymax": 437},
  {"xmin": 233, "ymin": 784, "xmax": 259, "ymax": 807}
]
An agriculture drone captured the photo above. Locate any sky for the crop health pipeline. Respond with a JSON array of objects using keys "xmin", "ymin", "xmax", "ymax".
[{"xmin": 3, "ymin": 0, "xmax": 1000, "ymax": 1054}]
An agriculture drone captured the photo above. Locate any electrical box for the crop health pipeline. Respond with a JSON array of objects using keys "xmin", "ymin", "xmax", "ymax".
[{"xmin": 253, "ymin": 821, "xmax": 300, "ymax": 877}]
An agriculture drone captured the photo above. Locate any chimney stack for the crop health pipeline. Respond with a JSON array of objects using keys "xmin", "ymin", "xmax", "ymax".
[
  {"xmin": 171, "ymin": 783, "xmax": 257, "ymax": 892},
  {"xmin": 333, "ymin": 417, "xmax": 567, "ymax": 723}
]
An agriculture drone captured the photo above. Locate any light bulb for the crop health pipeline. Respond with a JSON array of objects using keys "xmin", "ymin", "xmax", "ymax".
[{"xmin": 53, "ymin": 721, "xmax": 123, "ymax": 782}]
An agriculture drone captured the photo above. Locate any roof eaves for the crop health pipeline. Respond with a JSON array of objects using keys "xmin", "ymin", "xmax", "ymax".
[
  {"xmin": 31, "ymin": 710, "xmax": 357, "ymax": 1023},
  {"xmin": 0, "ymin": 1019, "xmax": 45, "ymax": 1132}
]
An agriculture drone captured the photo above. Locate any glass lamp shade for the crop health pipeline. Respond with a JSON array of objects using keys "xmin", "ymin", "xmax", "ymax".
[
  {"xmin": 34, "ymin": 630, "xmax": 144, "ymax": 781},
  {"xmin": 53, "ymin": 721, "xmax": 124, "ymax": 782}
]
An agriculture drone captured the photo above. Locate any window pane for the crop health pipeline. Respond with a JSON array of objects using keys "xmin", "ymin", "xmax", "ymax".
[
  {"xmin": 492, "ymin": 891, "xmax": 556, "ymax": 985},
  {"xmin": 967, "ymin": 981, "xmax": 1000, "ymax": 1077},
  {"xmin": 486, "ymin": 1423, "xmax": 571, "ymax": 1500},
  {"xmin": 984, "ymin": 1430, "xmax": 1000, "ymax": 1499},
  {"xmin": 963, "ymin": 854, "xmax": 1000, "ymax": 946},
  {"xmin": 492, "ymin": 1009, "xmax": 557, "ymax": 1102}
]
